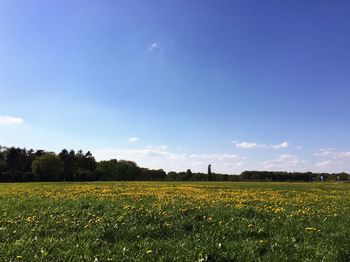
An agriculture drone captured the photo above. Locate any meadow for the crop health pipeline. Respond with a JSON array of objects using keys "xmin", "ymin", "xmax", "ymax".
[{"xmin": 1, "ymin": 182, "xmax": 350, "ymax": 261}]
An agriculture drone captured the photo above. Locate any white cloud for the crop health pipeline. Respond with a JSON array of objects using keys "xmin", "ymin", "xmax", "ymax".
[
  {"xmin": 148, "ymin": 42, "xmax": 163, "ymax": 52},
  {"xmin": 271, "ymin": 141, "xmax": 289, "ymax": 150},
  {"xmin": 316, "ymin": 160, "xmax": 333, "ymax": 167},
  {"xmin": 261, "ymin": 154, "xmax": 307, "ymax": 170},
  {"xmin": 314, "ymin": 148, "xmax": 350, "ymax": 172},
  {"xmin": 314, "ymin": 148, "xmax": 334, "ymax": 157},
  {"xmin": 235, "ymin": 142, "xmax": 258, "ymax": 149},
  {"xmin": 189, "ymin": 153, "xmax": 238, "ymax": 161},
  {"xmin": 235, "ymin": 161, "xmax": 243, "ymax": 167},
  {"xmin": 93, "ymin": 147, "xmax": 244, "ymax": 174},
  {"xmin": 128, "ymin": 137, "xmax": 139, "ymax": 143},
  {"xmin": 314, "ymin": 148, "xmax": 350, "ymax": 159},
  {"xmin": 158, "ymin": 145, "xmax": 168, "ymax": 150},
  {"xmin": 0, "ymin": 116, "xmax": 23, "ymax": 125},
  {"xmin": 147, "ymin": 145, "xmax": 168, "ymax": 150},
  {"xmin": 234, "ymin": 141, "xmax": 289, "ymax": 150}
]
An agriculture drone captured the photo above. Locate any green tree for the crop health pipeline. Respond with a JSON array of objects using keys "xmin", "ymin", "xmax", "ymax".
[
  {"xmin": 116, "ymin": 160, "xmax": 141, "ymax": 180},
  {"xmin": 97, "ymin": 159, "xmax": 119, "ymax": 180},
  {"xmin": 75, "ymin": 150, "xmax": 97, "ymax": 181},
  {"xmin": 0, "ymin": 147, "xmax": 6, "ymax": 181},
  {"xmin": 59, "ymin": 149, "xmax": 77, "ymax": 181},
  {"xmin": 185, "ymin": 169, "xmax": 193, "ymax": 180},
  {"xmin": 32, "ymin": 153, "xmax": 64, "ymax": 181},
  {"xmin": 208, "ymin": 164, "xmax": 212, "ymax": 181}
]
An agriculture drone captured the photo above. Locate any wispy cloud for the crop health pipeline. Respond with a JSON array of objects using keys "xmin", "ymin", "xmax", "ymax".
[
  {"xmin": 315, "ymin": 160, "xmax": 333, "ymax": 167},
  {"xmin": 235, "ymin": 142, "xmax": 258, "ymax": 149},
  {"xmin": 189, "ymin": 153, "xmax": 238, "ymax": 161},
  {"xmin": 0, "ymin": 116, "xmax": 23, "ymax": 125},
  {"xmin": 314, "ymin": 148, "xmax": 350, "ymax": 172},
  {"xmin": 314, "ymin": 148, "xmax": 350, "ymax": 159},
  {"xmin": 148, "ymin": 42, "xmax": 163, "ymax": 52},
  {"xmin": 234, "ymin": 141, "xmax": 289, "ymax": 150},
  {"xmin": 261, "ymin": 154, "xmax": 307, "ymax": 170},
  {"xmin": 128, "ymin": 137, "xmax": 139, "ymax": 143},
  {"xmin": 93, "ymin": 147, "xmax": 244, "ymax": 174},
  {"xmin": 147, "ymin": 145, "xmax": 168, "ymax": 150}
]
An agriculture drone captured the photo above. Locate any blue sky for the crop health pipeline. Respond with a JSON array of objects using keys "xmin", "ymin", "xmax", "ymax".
[{"xmin": 1, "ymin": 0, "xmax": 349, "ymax": 173}]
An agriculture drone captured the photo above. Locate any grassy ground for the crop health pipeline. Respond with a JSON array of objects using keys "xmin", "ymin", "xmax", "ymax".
[{"xmin": 1, "ymin": 181, "xmax": 350, "ymax": 261}]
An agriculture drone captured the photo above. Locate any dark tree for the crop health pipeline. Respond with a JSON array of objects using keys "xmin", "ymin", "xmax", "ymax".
[
  {"xmin": 116, "ymin": 160, "xmax": 141, "ymax": 181},
  {"xmin": 185, "ymin": 169, "xmax": 193, "ymax": 180},
  {"xmin": 97, "ymin": 159, "xmax": 119, "ymax": 180},
  {"xmin": 74, "ymin": 150, "xmax": 97, "ymax": 181},
  {"xmin": 208, "ymin": 164, "xmax": 212, "ymax": 181},
  {"xmin": 32, "ymin": 153, "xmax": 64, "ymax": 181}
]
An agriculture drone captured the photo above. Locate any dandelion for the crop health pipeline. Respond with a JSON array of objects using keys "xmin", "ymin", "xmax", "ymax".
[{"xmin": 305, "ymin": 227, "xmax": 320, "ymax": 232}]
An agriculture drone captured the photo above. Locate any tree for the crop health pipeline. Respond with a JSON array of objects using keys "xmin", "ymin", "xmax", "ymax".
[
  {"xmin": 59, "ymin": 149, "xmax": 69, "ymax": 181},
  {"xmin": 116, "ymin": 160, "xmax": 141, "ymax": 180},
  {"xmin": 141, "ymin": 168, "xmax": 167, "ymax": 180},
  {"xmin": 167, "ymin": 171, "xmax": 178, "ymax": 180},
  {"xmin": 185, "ymin": 169, "xmax": 193, "ymax": 180},
  {"xmin": 0, "ymin": 147, "xmax": 7, "ymax": 181},
  {"xmin": 2, "ymin": 147, "xmax": 32, "ymax": 181},
  {"xmin": 59, "ymin": 149, "xmax": 76, "ymax": 181},
  {"xmin": 97, "ymin": 159, "xmax": 119, "ymax": 180},
  {"xmin": 5, "ymin": 147, "xmax": 27, "ymax": 172},
  {"xmin": 32, "ymin": 153, "xmax": 64, "ymax": 181},
  {"xmin": 83, "ymin": 151, "xmax": 97, "ymax": 173},
  {"xmin": 75, "ymin": 150, "xmax": 97, "ymax": 181},
  {"xmin": 97, "ymin": 159, "xmax": 141, "ymax": 181},
  {"xmin": 67, "ymin": 150, "xmax": 77, "ymax": 180},
  {"xmin": 208, "ymin": 164, "xmax": 212, "ymax": 181}
]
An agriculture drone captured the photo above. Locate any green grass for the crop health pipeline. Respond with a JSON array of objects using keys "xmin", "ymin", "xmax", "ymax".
[{"xmin": 1, "ymin": 181, "xmax": 350, "ymax": 261}]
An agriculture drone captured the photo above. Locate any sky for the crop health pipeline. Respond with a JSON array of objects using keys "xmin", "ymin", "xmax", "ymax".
[{"xmin": 0, "ymin": 0, "xmax": 349, "ymax": 174}]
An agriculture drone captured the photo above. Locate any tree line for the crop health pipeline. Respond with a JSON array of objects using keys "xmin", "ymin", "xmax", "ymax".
[
  {"xmin": 0, "ymin": 146, "xmax": 348, "ymax": 182},
  {"xmin": 240, "ymin": 171, "xmax": 349, "ymax": 182}
]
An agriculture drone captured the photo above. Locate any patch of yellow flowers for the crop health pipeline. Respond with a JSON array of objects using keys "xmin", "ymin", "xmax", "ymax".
[{"xmin": 0, "ymin": 182, "xmax": 348, "ymax": 219}]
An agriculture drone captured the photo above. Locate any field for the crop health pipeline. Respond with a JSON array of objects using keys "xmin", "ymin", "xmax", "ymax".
[{"xmin": 1, "ymin": 182, "xmax": 350, "ymax": 261}]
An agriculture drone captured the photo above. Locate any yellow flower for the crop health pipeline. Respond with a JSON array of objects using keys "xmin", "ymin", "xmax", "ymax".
[
  {"xmin": 305, "ymin": 227, "xmax": 320, "ymax": 232},
  {"xmin": 16, "ymin": 256, "xmax": 23, "ymax": 260},
  {"xmin": 146, "ymin": 250, "xmax": 153, "ymax": 254}
]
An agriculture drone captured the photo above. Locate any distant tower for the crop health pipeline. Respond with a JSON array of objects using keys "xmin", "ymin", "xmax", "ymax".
[{"xmin": 208, "ymin": 164, "xmax": 212, "ymax": 181}]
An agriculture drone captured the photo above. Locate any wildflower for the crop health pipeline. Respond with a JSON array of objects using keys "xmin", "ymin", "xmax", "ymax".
[
  {"xmin": 146, "ymin": 250, "xmax": 153, "ymax": 254},
  {"xmin": 16, "ymin": 256, "xmax": 23, "ymax": 260},
  {"xmin": 198, "ymin": 253, "xmax": 205, "ymax": 262},
  {"xmin": 305, "ymin": 227, "xmax": 320, "ymax": 232}
]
